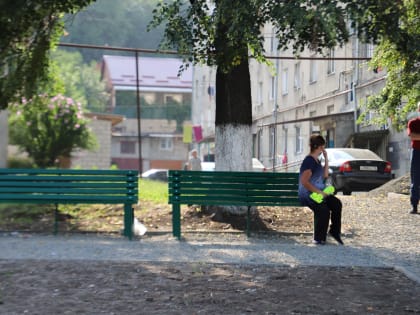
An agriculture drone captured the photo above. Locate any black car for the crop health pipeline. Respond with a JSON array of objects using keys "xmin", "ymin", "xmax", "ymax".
[{"xmin": 322, "ymin": 148, "xmax": 393, "ymax": 195}]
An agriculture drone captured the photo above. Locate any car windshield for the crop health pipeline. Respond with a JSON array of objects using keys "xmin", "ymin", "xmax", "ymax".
[{"xmin": 327, "ymin": 149, "xmax": 381, "ymax": 162}]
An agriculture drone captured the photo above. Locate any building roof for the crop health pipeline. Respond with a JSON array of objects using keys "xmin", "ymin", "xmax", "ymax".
[
  {"xmin": 102, "ymin": 55, "xmax": 192, "ymax": 92},
  {"xmin": 84, "ymin": 112, "xmax": 124, "ymax": 126}
]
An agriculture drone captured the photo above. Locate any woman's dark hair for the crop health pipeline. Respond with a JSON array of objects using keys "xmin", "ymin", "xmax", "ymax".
[{"xmin": 310, "ymin": 134, "xmax": 326, "ymax": 151}]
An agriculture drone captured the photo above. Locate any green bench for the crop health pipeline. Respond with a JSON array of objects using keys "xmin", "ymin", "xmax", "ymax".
[
  {"xmin": 168, "ymin": 170, "xmax": 301, "ymax": 239},
  {"xmin": 0, "ymin": 168, "xmax": 138, "ymax": 239}
]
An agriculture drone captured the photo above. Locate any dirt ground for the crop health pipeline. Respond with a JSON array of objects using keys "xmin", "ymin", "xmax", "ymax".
[
  {"xmin": 1, "ymin": 174, "xmax": 419, "ymax": 314},
  {"xmin": 1, "ymin": 260, "xmax": 419, "ymax": 314}
]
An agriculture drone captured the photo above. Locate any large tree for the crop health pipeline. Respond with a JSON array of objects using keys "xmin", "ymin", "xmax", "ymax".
[
  {"xmin": 0, "ymin": 0, "xmax": 94, "ymax": 109},
  {"xmin": 360, "ymin": 0, "xmax": 420, "ymax": 131},
  {"xmin": 149, "ymin": 0, "xmax": 410, "ymax": 173}
]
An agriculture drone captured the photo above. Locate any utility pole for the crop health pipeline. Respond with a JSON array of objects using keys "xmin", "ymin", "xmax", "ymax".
[{"xmin": 135, "ymin": 51, "xmax": 143, "ymax": 175}]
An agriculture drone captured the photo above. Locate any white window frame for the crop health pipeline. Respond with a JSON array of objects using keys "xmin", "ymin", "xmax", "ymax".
[
  {"xmin": 309, "ymin": 56, "xmax": 317, "ymax": 83},
  {"xmin": 327, "ymin": 49, "xmax": 335, "ymax": 74},
  {"xmin": 295, "ymin": 126, "xmax": 303, "ymax": 154},
  {"xmin": 281, "ymin": 68, "xmax": 288, "ymax": 95},
  {"xmin": 120, "ymin": 141, "xmax": 136, "ymax": 154},
  {"xmin": 294, "ymin": 62, "xmax": 301, "ymax": 90},
  {"xmin": 270, "ymin": 76, "xmax": 275, "ymax": 100},
  {"xmin": 366, "ymin": 43, "xmax": 374, "ymax": 58},
  {"xmin": 257, "ymin": 81, "xmax": 263, "ymax": 105},
  {"xmin": 160, "ymin": 137, "xmax": 173, "ymax": 151}
]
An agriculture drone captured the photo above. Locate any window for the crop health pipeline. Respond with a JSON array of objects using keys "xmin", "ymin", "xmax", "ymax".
[
  {"xmin": 348, "ymin": 82, "xmax": 354, "ymax": 103},
  {"xmin": 281, "ymin": 68, "xmax": 288, "ymax": 95},
  {"xmin": 165, "ymin": 94, "xmax": 181, "ymax": 104},
  {"xmin": 347, "ymin": 19, "xmax": 355, "ymax": 35},
  {"xmin": 257, "ymin": 129, "xmax": 263, "ymax": 160},
  {"xmin": 327, "ymin": 105, "xmax": 334, "ymax": 114},
  {"xmin": 165, "ymin": 95, "xmax": 175, "ymax": 104},
  {"xmin": 295, "ymin": 126, "xmax": 303, "ymax": 154},
  {"xmin": 294, "ymin": 62, "xmax": 301, "ymax": 90},
  {"xmin": 327, "ymin": 49, "xmax": 335, "ymax": 74},
  {"xmin": 269, "ymin": 126, "xmax": 275, "ymax": 159},
  {"xmin": 257, "ymin": 81, "xmax": 263, "ymax": 105},
  {"xmin": 160, "ymin": 138, "xmax": 173, "ymax": 150},
  {"xmin": 365, "ymin": 43, "xmax": 374, "ymax": 58},
  {"xmin": 283, "ymin": 128, "xmax": 288, "ymax": 156},
  {"xmin": 309, "ymin": 56, "xmax": 317, "ymax": 83},
  {"xmin": 121, "ymin": 141, "xmax": 135, "ymax": 154},
  {"xmin": 270, "ymin": 35, "xmax": 277, "ymax": 53},
  {"xmin": 113, "ymin": 126, "xmax": 127, "ymax": 133},
  {"xmin": 270, "ymin": 76, "xmax": 275, "ymax": 100}
]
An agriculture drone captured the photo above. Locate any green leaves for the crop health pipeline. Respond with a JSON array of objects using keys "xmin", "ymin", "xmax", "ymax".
[
  {"xmin": 8, "ymin": 94, "xmax": 96, "ymax": 168},
  {"xmin": 358, "ymin": 0, "xmax": 420, "ymax": 131},
  {"xmin": 148, "ymin": 0, "xmax": 354, "ymax": 71},
  {"xmin": 0, "ymin": 0, "xmax": 95, "ymax": 109}
]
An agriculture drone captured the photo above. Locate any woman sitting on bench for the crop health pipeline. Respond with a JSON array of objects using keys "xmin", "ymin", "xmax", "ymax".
[{"xmin": 298, "ymin": 134, "xmax": 344, "ymax": 245}]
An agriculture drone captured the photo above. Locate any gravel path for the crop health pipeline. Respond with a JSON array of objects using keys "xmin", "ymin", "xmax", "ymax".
[{"xmin": 0, "ymin": 193, "xmax": 419, "ymax": 283}]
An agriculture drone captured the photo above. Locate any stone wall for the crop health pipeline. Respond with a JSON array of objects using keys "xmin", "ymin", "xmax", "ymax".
[{"xmin": 71, "ymin": 119, "xmax": 112, "ymax": 169}]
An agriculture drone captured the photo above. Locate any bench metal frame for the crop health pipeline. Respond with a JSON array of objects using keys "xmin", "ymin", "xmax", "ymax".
[
  {"xmin": 0, "ymin": 168, "xmax": 138, "ymax": 239},
  {"xmin": 168, "ymin": 170, "xmax": 301, "ymax": 239}
]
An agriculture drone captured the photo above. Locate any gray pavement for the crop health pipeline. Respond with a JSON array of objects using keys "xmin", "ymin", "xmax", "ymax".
[{"xmin": 1, "ymin": 231, "xmax": 418, "ymax": 284}]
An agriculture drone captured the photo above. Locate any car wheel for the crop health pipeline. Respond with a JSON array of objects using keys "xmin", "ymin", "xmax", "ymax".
[{"xmin": 342, "ymin": 189, "xmax": 352, "ymax": 196}]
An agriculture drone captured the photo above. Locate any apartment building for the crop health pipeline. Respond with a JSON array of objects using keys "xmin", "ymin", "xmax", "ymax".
[
  {"xmin": 192, "ymin": 24, "xmax": 411, "ymax": 177},
  {"xmin": 101, "ymin": 55, "xmax": 193, "ymax": 172}
]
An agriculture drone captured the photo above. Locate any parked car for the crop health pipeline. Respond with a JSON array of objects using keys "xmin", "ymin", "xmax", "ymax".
[
  {"xmin": 141, "ymin": 169, "xmax": 168, "ymax": 182},
  {"xmin": 201, "ymin": 162, "xmax": 216, "ymax": 171},
  {"xmin": 321, "ymin": 148, "xmax": 392, "ymax": 195},
  {"xmin": 201, "ymin": 158, "xmax": 266, "ymax": 172}
]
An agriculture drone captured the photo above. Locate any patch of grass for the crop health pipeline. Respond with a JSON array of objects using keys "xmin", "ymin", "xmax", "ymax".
[
  {"xmin": 139, "ymin": 179, "xmax": 168, "ymax": 204},
  {"xmin": 0, "ymin": 204, "xmax": 52, "ymax": 220},
  {"xmin": 0, "ymin": 204, "xmax": 54, "ymax": 230}
]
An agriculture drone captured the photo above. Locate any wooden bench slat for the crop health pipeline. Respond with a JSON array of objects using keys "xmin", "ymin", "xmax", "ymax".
[
  {"xmin": 169, "ymin": 170, "xmax": 299, "ymax": 178},
  {"xmin": 0, "ymin": 187, "xmax": 136, "ymax": 194},
  {"xmin": 0, "ymin": 182, "xmax": 137, "ymax": 189},
  {"xmin": 0, "ymin": 169, "xmax": 137, "ymax": 175},
  {"xmin": 0, "ymin": 175, "xmax": 134, "ymax": 182}
]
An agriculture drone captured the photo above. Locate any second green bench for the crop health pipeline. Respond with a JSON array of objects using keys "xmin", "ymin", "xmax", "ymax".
[{"xmin": 168, "ymin": 170, "xmax": 301, "ymax": 239}]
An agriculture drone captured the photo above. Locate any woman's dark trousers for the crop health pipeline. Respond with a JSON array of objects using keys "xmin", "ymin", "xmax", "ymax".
[{"xmin": 308, "ymin": 195, "xmax": 342, "ymax": 242}]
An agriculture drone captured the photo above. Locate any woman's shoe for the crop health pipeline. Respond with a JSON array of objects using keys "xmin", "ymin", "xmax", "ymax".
[{"xmin": 328, "ymin": 231, "xmax": 344, "ymax": 245}]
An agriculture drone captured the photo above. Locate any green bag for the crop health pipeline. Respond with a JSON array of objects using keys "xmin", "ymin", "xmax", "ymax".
[{"xmin": 310, "ymin": 186, "xmax": 335, "ymax": 204}]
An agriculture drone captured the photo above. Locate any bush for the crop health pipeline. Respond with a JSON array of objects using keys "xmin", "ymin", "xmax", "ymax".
[
  {"xmin": 7, "ymin": 156, "xmax": 36, "ymax": 169},
  {"xmin": 8, "ymin": 94, "xmax": 96, "ymax": 168}
]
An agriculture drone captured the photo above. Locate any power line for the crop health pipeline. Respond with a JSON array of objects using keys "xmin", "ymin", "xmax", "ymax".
[{"xmin": 58, "ymin": 42, "xmax": 371, "ymax": 61}]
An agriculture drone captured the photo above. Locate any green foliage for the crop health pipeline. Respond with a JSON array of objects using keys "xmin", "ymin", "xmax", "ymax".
[
  {"xmin": 7, "ymin": 156, "xmax": 36, "ymax": 169},
  {"xmin": 0, "ymin": 0, "xmax": 95, "ymax": 109},
  {"xmin": 51, "ymin": 49, "xmax": 110, "ymax": 112},
  {"xmin": 150, "ymin": 0, "xmax": 419, "ymax": 120},
  {"xmin": 148, "ymin": 0, "xmax": 369, "ymax": 73},
  {"xmin": 8, "ymin": 94, "xmax": 96, "ymax": 168},
  {"xmin": 358, "ymin": 0, "xmax": 420, "ymax": 131},
  {"xmin": 62, "ymin": 0, "xmax": 164, "ymax": 62}
]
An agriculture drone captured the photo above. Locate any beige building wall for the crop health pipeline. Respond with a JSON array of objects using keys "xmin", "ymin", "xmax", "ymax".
[
  {"xmin": 111, "ymin": 118, "xmax": 189, "ymax": 171},
  {"xmin": 71, "ymin": 119, "xmax": 112, "ymax": 169}
]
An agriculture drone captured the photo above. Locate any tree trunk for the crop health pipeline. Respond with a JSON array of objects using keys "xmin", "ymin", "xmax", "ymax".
[
  {"xmin": 213, "ymin": 58, "xmax": 253, "ymax": 215},
  {"xmin": 215, "ymin": 58, "xmax": 253, "ymax": 172}
]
